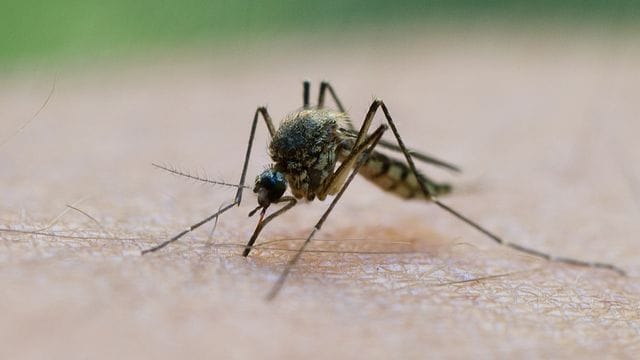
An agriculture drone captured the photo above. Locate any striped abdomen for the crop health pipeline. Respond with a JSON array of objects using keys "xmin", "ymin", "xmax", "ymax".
[{"xmin": 340, "ymin": 149, "xmax": 451, "ymax": 199}]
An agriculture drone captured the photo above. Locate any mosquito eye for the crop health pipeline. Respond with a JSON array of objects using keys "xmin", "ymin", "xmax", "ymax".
[{"xmin": 254, "ymin": 169, "xmax": 287, "ymax": 206}]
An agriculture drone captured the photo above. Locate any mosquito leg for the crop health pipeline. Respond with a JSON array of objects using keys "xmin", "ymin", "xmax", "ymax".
[
  {"xmin": 303, "ymin": 80, "xmax": 311, "ymax": 109},
  {"xmin": 342, "ymin": 129, "xmax": 462, "ymax": 173},
  {"xmin": 366, "ymin": 99, "xmax": 626, "ymax": 276},
  {"xmin": 318, "ymin": 81, "xmax": 347, "ymax": 113},
  {"xmin": 141, "ymin": 106, "xmax": 277, "ymax": 255},
  {"xmin": 317, "ymin": 82, "xmax": 459, "ymax": 172},
  {"xmin": 318, "ymin": 82, "xmax": 461, "ymax": 172},
  {"xmin": 243, "ymin": 196, "xmax": 297, "ymax": 257},
  {"xmin": 141, "ymin": 202, "xmax": 237, "ymax": 254},
  {"xmin": 375, "ymin": 138, "xmax": 461, "ymax": 173},
  {"xmin": 233, "ymin": 106, "xmax": 275, "ymax": 204},
  {"xmin": 266, "ymin": 124, "xmax": 387, "ymax": 300},
  {"xmin": 314, "ymin": 97, "xmax": 398, "ymax": 198}
]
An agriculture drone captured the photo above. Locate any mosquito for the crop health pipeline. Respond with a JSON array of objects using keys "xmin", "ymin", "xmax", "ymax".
[{"xmin": 143, "ymin": 81, "xmax": 626, "ymax": 300}]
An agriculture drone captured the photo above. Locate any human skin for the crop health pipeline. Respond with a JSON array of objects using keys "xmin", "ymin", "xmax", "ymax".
[{"xmin": 0, "ymin": 30, "xmax": 639, "ymax": 358}]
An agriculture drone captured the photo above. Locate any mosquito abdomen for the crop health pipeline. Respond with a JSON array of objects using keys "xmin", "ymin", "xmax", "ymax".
[{"xmin": 341, "ymin": 149, "xmax": 451, "ymax": 199}]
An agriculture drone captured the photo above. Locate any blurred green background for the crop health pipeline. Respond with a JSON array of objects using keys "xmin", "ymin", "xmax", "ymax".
[{"xmin": 2, "ymin": 1, "xmax": 639, "ymax": 69}]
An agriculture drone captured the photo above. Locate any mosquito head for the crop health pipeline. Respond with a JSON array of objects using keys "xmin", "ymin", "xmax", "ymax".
[{"xmin": 253, "ymin": 168, "xmax": 287, "ymax": 208}]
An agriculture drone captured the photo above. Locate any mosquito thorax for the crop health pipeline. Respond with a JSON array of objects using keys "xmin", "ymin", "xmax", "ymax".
[
  {"xmin": 254, "ymin": 169, "xmax": 287, "ymax": 208},
  {"xmin": 269, "ymin": 109, "xmax": 349, "ymax": 200}
]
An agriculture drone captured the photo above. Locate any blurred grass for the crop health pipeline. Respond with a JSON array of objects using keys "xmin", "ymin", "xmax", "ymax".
[{"xmin": 2, "ymin": 0, "xmax": 640, "ymax": 69}]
